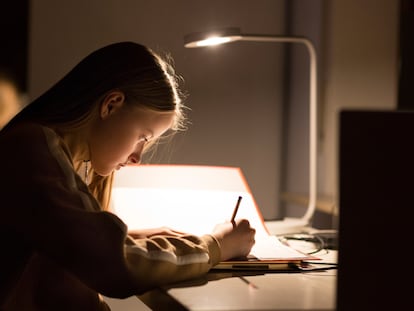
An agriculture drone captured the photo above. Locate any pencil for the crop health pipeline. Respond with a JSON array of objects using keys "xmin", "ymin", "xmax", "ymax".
[{"xmin": 231, "ymin": 196, "xmax": 243, "ymax": 223}]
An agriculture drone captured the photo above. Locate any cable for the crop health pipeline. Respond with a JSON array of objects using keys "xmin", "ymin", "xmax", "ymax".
[{"xmin": 279, "ymin": 233, "xmax": 326, "ymax": 255}]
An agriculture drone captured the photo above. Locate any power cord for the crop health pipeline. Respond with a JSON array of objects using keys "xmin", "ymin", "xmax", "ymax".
[{"xmin": 278, "ymin": 229, "xmax": 338, "ymax": 254}]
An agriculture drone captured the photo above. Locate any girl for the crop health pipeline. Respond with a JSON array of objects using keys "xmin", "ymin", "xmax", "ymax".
[{"xmin": 0, "ymin": 42, "xmax": 255, "ymax": 311}]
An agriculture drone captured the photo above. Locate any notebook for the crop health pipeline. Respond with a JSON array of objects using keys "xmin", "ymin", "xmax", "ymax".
[
  {"xmin": 111, "ymin": 164, "xmax": 317, "ymax": 271},
  {"xmin": 337, "ymin": 109, "xmax": 414, "ymax": 310}
]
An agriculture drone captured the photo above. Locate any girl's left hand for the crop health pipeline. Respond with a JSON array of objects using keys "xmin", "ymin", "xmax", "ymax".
[{"xmin": 128, "ymin": 227, "xmax": 186, "ymax": 239}]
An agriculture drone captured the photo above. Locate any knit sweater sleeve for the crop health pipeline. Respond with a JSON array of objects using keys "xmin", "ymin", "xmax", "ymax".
[
  {"xmin": 0, "ymin": 123, "xmax": 221, "ymax": 299},
  {"xmin": 124, "ymin": 234, "xmax": 221, "ymax": 293}
]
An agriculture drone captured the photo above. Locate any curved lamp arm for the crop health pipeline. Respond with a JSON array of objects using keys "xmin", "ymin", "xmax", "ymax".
[{"xmin": 184, "ymin": 28, "xmax": 318, "ymax": 226}]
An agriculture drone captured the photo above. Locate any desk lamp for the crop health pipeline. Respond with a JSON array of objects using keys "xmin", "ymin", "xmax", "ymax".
[{"xmin": 184, "ymin": 27, "xmax": 318, "ymax": 234}]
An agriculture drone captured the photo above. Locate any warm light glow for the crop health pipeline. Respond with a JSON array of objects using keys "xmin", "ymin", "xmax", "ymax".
[
  {"xmin": 111, "ymin": 165, "xmax": 268, "ymax": 237},
  {"xmin": 111, "ymin": 165, "xmax": 311, "ymax": 260},
  {"xmin": 187, "ymin": 35, "xmax": 242, "ymax": 48},
  {"xmin": 112, "ymin": 188, "xmax": 268, "ymax": 238},
  {"xmin": 184, "ymin": 28, "xmax": 242, "ymax": 48},
  {"xmin": 195, "ymin": 36, "xmax": 233, "ymax": 47}
]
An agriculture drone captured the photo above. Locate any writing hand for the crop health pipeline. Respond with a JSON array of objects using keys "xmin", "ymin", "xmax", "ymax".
[{"xmin": 212, "ymin": 219, "xmax": 256, "ymax": 261}]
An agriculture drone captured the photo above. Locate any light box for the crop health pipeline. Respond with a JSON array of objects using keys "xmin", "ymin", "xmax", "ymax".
[{"xmin": 111, "ymin": 164, "xmax": 269, "ymax": 238}]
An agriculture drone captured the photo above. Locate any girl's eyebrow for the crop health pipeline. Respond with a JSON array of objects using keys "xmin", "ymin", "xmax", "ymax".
[{"xmin": 147, "ymin": 130, "xmax": 155, "ymax": 140}]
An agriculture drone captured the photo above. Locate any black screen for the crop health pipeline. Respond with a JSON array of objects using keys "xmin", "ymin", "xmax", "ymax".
[{"xmin": 337, "ymin": 109, "xmax": 414, "ymax": 310}]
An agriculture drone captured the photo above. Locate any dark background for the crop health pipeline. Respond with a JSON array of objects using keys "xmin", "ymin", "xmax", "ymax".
[
  {"xmin": 1, "ymin": 0, "xmax": 412, "ymax": 108},
  {"xmin": 0, "ymin": 0, "xmax": 29, "ymax": 92}
]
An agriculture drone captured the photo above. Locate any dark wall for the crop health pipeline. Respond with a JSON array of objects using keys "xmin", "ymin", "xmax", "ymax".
[{"xmin": 2, "ymin": 1, "xmax": 411, "ymax": 106}]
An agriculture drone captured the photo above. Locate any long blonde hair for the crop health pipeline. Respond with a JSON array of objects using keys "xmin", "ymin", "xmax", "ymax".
[{"xmin": 5, "ymin": 42, "xmax": 187, "ymax": 210}]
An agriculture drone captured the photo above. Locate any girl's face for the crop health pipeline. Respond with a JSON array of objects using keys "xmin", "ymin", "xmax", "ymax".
[{"xmin": 88, "ymin": 91, "xmax": 175, "ymax": 176}]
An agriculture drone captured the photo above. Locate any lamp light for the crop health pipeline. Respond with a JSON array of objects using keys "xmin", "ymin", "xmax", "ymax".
[{"xmin": 184, "ymin": 27, "xmax": 318, "ymax": 234}]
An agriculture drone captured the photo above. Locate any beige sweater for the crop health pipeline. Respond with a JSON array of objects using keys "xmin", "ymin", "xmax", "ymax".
[{"xmin": 0, "ymin": 123, "xmax": 221, "ymax": 311}]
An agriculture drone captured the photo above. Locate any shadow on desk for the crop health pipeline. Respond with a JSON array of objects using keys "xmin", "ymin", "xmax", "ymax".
[
  {"xmin": 138, "ymin": 270, "xmax": 266, "ymax": 309},
  {"xmin": 155, "ymin": 265, "xmax": 335, "ymax": 291},
  {"xmin": 138, "ymin": 265, "xmax": 337, "ymax": 311},
  {"xmin": 137, "ymin": 271, "xmax": 267, "ymax": 311},
  {"xmin": 165, "ymin": 271, "xmax": 266, "ymax": 289}
]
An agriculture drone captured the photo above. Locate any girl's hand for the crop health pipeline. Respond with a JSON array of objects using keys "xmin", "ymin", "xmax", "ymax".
[
  {"xmin": 128, "ymin": 227, "xmax": 186, "ymax": 239},
  {"xmin": 212, "ymin": 219, "xmax": 256, "ymax": 261}
]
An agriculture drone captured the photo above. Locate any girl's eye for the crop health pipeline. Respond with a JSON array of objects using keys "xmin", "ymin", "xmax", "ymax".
[{"xmin": 139, "ymin": 136, "xmax": 149, "ymax": 143}]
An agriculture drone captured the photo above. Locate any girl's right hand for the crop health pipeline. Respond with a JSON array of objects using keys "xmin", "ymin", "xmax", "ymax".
[{"xmin": 211, "ymin": 219, "xmax": 256, "ymax": 261}]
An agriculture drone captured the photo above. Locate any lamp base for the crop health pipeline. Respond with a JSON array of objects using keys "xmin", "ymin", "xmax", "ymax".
[{"xmin": 264, "ymin": 218, "xmax": 311, "ymax": 235}]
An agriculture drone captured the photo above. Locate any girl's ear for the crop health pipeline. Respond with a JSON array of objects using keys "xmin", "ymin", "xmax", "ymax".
[{"xmin": 100, "ymin": 90, "xmax": 125, "ymax": 119}]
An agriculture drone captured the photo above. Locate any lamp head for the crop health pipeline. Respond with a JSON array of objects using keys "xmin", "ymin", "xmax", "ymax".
[{"xmin": 184, "ymin": 27, "xmax": 242, "ymax": 48}]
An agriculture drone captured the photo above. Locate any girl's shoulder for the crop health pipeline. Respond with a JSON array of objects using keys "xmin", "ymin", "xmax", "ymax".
[
  {"xmin": 0, "ymin": 122, "xmax": 60, "ymax": 144},
  {"xmin": 0, "ymin": 122, "xmax": 64, "ymax": 162},
  {"xmin": 1, "ymin": 121, "xmax": 47, "ymax": 138}
]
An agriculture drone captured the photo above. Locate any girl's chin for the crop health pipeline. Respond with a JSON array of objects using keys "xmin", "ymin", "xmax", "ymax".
[
  {"xmin": 94, "ymin": 167, "xmax": 115, "ymax": 177},
  {"xmin": 115, "ymin": 164, "xmax": 125, "ymax": 171}
]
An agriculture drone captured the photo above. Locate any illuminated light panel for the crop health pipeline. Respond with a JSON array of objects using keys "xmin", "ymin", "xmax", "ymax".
[{"xmin": 111, "ymin": 164, "xmax": 269, "ymax": 238}]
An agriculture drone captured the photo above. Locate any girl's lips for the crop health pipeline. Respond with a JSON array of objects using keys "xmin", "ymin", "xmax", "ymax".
[{"xmin": 116, "ymin": 161, "xmax": 130, "ymax": 170}]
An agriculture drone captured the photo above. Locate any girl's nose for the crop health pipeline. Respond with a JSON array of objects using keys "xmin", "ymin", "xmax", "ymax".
[
  {"xmin": 128, "ymin": 144, "xmax": 144, "ymax": 164},
  {"xmin": 128, "ymin": 153, "xmax": 141, "ymax": 164}
]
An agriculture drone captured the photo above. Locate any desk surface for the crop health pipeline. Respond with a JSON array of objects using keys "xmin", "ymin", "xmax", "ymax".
[{"xmin": 138, "ymin": 246, "xmax": 337, "ymax": 311}]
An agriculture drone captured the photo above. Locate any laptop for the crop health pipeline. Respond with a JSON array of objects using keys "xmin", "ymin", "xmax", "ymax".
[{"xmin": 337, "ymin": 109, "xmax": 414, "ymax": 310}]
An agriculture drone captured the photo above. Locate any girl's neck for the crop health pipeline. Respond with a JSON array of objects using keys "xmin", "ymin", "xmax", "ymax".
[{"xmin": 59, "ymin": 127, "xmax": 90, "ymax": 166}]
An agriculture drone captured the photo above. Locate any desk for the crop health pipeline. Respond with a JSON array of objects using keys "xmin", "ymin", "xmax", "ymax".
[{"xmin": 138, "ymin": 248, "xmax": 337, "ymax": 310}]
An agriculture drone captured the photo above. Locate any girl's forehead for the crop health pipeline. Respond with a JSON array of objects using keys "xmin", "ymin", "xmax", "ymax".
[{"xmin": 130, "ymin": 108, "xmax": 175, "ymax": 133}]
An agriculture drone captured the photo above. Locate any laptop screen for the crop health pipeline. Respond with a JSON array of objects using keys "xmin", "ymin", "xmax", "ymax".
[{"xmin": 337, "ymin": 109, "xmax": 414, "ymax": 310}]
